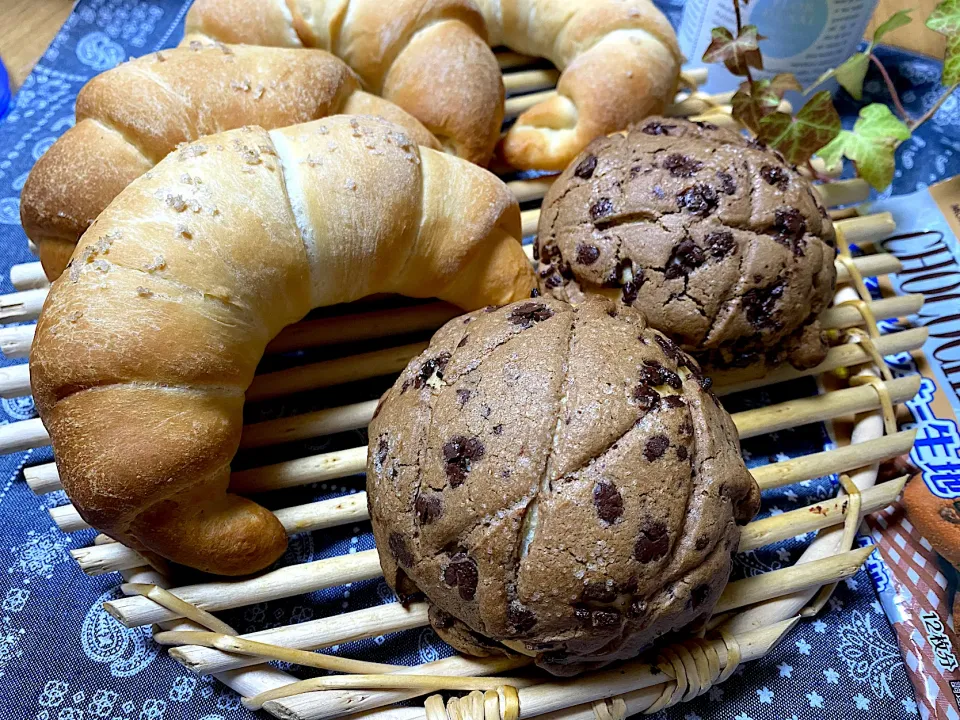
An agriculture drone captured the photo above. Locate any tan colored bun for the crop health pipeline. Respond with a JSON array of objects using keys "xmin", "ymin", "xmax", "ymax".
[
  {"xmin": 477, "ymin": 0, "xmax": 682, "ymax": 171},
  {"xmin": 31, "ymin": 115, "xmax": 534, "ymax": 576},
  {"xmin": 19, "ymin": 44, "xmax": 440, "ymax": 282},
  {"xmin": 184, "ymin": 0, "xmax": 504, "ymax": 165}
]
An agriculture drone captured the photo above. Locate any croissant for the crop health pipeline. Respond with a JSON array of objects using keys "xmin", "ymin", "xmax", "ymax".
[
  {"xmin": 477, "ymin": 0, "xmax": 683, "ymax": 171},
  {"xmin": 183, "ymin": 0, "xmax": 504, "ymax": 165},
  {"xmin": 30, "ymin": 115, "xmax": 534, "ymax": 576},
  {"xmin": 19, "ymin": 43, "xmax": 440, "ymax": 282}
]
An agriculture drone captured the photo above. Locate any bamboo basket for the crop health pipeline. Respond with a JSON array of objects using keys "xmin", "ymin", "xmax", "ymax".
[{"xmin": 0, "ymin": 54, "xmax": 924, "ymax": 720}]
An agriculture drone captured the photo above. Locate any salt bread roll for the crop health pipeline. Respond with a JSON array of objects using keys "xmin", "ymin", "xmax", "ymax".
[
  {"xmin": 183, "ymin": 0, "xmax": 504, "ymax": 165},
  {"xmin": 19, "ymin": 43, "xmax": 440, "ymax": 281},
  {"xmin": 31, "ymin": 115, "xmax": 534, "ymax": 576}
]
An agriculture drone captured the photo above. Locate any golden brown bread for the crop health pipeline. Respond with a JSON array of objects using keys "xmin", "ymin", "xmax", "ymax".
[
  {"xmin": 30, "ymin": 115, "xmax": 535, "ymax": 576},
  {"xmin": 19, "ymin": 43, "xmax": 440, "ymax": 282},
  {"xmin": 476, "ymin": 0, "xmax": 682, "ymax": 171},
  {"xmin": 183, "ymin": 0, "xmax": 504, "ymax": 165}
]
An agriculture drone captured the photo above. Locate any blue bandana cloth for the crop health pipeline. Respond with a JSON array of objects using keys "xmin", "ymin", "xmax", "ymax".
[{"xmin": 0, "ymin": 1, "xmax": 955, "ymax": 718}]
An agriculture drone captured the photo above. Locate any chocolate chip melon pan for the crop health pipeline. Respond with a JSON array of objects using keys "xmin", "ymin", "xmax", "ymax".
[{"xmin": 0, "ymin": 56, "xmax": 921, "ymax": 720}]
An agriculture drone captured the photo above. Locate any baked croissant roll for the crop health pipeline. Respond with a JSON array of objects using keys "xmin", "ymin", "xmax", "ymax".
[
  {"xmin": 19, "ymin": 43, "xmax": 439, "ymax": 282},
  {"xmin": 477, "ymin": 0, "xmax": 683, "ymax": 171},
  {"xmin": 183, "ymin": 0, "xmax": 504, "ymax": 165},
  {"xmin": 30, "ymin": 115, "xmax": 534, "ymax": 576}
]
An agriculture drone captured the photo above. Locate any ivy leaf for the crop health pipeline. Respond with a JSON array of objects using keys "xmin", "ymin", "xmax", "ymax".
[
  {"xmin": 702, "ymin": 25, "xmax": 765, "ymax": 76},
  {"xmin": 834, "ymin": 53, "xmax": 871, "ymax": 99},
  {"xmin": 927, "ymin": 0, "xmax": 960, "ymax": 85},
  {"xmin": 756, "ymin": 91, "xmax": 842, "ymax": 165},
  {"xmin": 731, "ymin": 74, "xmax": 801, "ymax": 133},
  {"xmin": 816, "ymin": 104, "xmax": 912, "ymax": 190},
  {"xmin": 873, "ymin": 9, "xmax": 913, "ymax": 42}
]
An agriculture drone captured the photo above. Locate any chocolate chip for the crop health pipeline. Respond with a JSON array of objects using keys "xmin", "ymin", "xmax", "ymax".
[
  {"xmin": 693, "ymin": 120, "xmax": 719, "ymax": 130},
  {"xmin": 507, "ymin": 302, "xmax": 554, "ymax": 328},
  {"xmin": 679, "ymin": 419, "xmax": 694, "ymax": 436},
  {"xmin": 691, "ymin": 584, "xmax": 711, "ymax": 608},
  {"xmin": 457, "ymin": 335, "xmax": 469, "ymax": 348},
  {"xmin": 374, "ymin": 436, "xmax": 389, "ymax": 472},
  {"xmin": 664, "ymin": 238, "xmax": 705, "ymax": 279},
  {"xmin": 654, "ymin": 334, "xmax": 680, "ymax": 361},
  {"xmin": 632, "ymin": 384, "xmax": 660, "ymax": 414},
  {"xmin": 456, "ymin": 389, "xmax": 471, "ymax": 407},
  {"xmin": 487, "ymin": 424, "xmax": 501, "ymax": 437},
  {"xmin": 590, "ymin": 197, "xmax": 614, "ymax": 221},
  {"xmin": 634, "ymin": 521, "xmax": 669, "ymax": 562},
  {"xmin": 695, "ymin": 535, "xmax": 711, "ymax": 551},
  {"xmin": 544, "ymin": 273, "xmax": 562, "ymax": 288},
  {"xmin": 706, "ymin": 230, "xmax": 736, "ymax": 259},
  {"xmin": 415, "ymin": 494, "xmax": 443, "ymax": 524},
  {"xmin": 676, "ymin": 445, "xmax": 688, "ymax": 461},
  {"xmin": 590, "ymin": 610, "xmax": 621, "ymax": 628},
  {"xmin": 644, "ymin": 434, "xmax": 670, "ymax": 461},
  {"xmin": 576, "ymin": 244, "xmax": 600, "ymax": 265},
  {"xmin": 639, "ymin": 360, "xmax": 682, "ymax": 390},
  {"xmin": 389, "ymin": 533, "xmax": 413, "ymax": 567},
  {"xmin": 641, "ymin": 120, "xmax": 676, "ymax": 136},
  {"xmin": 940, "ymin": 504, "xmax": 960, "ymax": 524},
  {"xmin": 443, "ymin": 554, "xmax": 479, "ymax": 600},
  {"xmin": 622, "ymin": 271, "xmax": 644, "ymax": 305},
  {"xmin": 747, "ymin": 137, "xmax": 767, "ymax": 151},
  {"xmin": 716, "ymin": 171, "xmax": 737, "ymax": 195},
  {"xmin": 742, "ymin": 282, "xmax": 785, "ymax": 329},
  {"xmin": 530, "ymin": 287, "xmax": 540, "ymax": 297},
  {"xmin": 772, "ymin": 207, "xmax": 807, "ymax": 255},
  {"xmin": 415, "ymin": 352, "xmax": 451, "ymax": 388},
  {"xmin": 484, "ymin": 305, "xmax": 500, "ymax": 313},
  {"xmin": 628, "ymin": 599, "xmax": 648, "ymax": 618},
  {"xmin": 593, "ymin": 481, "xmax": 624, "ymax": 523},
  {"xmin": 761, "ymin": 164, "xmax": 790, "ymax": 190},
  {"xmin": 662, "ymin": 153, "xmax": 703, "ymax": 178},
  {"xmin": 676, "ymin": 184, "xmax": 718, "ymax": 217},
  {"xmin": 507, "ymin": 602, "xmax": 537, "ymax": 633},
  {"xmin": 662, "ymin": 395, "xmax": 685, "ymax": 409},
  {"xmin": 582, "ymin": 583, "xmax": 617, "ymax": 603},
  {"xmin": 443, "ymin": 436, "xmax": 485, "ymax": 487},
  {"xmin": 574, "ymin": 154, "xmax": 598, "ymax": 179},
  {"xmin": 400, "ymin": 379, "xmax": 411, "ymax": 394},
  {"xmin": 574, "ymin": 607, "xmax": 591, "ymax": 622}
]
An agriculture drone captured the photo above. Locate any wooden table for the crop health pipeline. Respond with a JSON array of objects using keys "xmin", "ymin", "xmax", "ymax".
[{"xmin": 0, "ymin": 0, "xmax": 949, "ymax": 93}]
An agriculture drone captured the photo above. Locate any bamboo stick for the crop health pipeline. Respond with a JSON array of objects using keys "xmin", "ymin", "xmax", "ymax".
[
  {"xmin": 664, "ymin": 90, "xmax": 736, "ymax": 117},
  {"xmin": 835, "ymin": 212, "xmax": 895, "ymax": 246},
  {"xmin": 732, "ymin": 374, "xmax": 919, "ymax": 439},
  {"xmin": 712, "ymin": 326, "xmax": 928, "ymax": 396},
  {"xmin": 510, "ymin": 177, "xmax": 556, "ymax": 204},
  {"xmin": 0, "ymin": 288, "xmax": 46, "ymax": 323},
  {"xmin": 230, "ymin": 446, "xmax": 368, "ymax": 494},
  {"xmin": 23, "ymin": 462, "xmax": 59, "ymax": 494},
  {"xmin": 738, "ymin": 476, "xmax": 906, "ymax": 552},
  {"xmin": 246, "ymin": 342, "xmax": 428, "ymax": 403},
  {"xmin": 10, "ymin": 261, "xmax": 48, "ymax": 290},
  {"xmin": 239, "ymin": 401, "xmax": 378, "ymax": 450},
  {"xmin": 751, "ymin": 429, "xmax": 915, "ymax": 491},
  {"xmin": 267, "ymin": 619, "xmax": 794, "ymax": 720},
  {"xmin": 170, "ymin": 601, "xmax": 432, "ymax": 675},
  {"xmin": 820, "ymin": 293, "xmax": 922, "ymax": 330},
  {"xmin": 0, "ymin": 324, "xmax": 36, "ymax": 359},
  {"xmin": 0, "ymin": 417, "xmax": 48, "ymax": 453},
  {"xmin": 503, "ymin": 69, "xmax": 560, "ymax": 95},
  {"xmin": 816, "ymin": 179, "xmax": 871, "ymax": 208},
  {"xmin": 496, "ymin": 51, "xmax": 539, "ymax": 70}
]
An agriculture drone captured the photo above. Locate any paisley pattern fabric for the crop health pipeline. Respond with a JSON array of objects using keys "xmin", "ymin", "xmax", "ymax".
[{"xmin": 0, "ymin": 0, "xmax": 952, "ymax": 717}]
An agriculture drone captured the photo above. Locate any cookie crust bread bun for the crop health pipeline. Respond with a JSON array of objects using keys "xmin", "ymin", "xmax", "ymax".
[
  {"xmin": 19, "ymin": 43, "xmax": 440, "ymax": 282},
  {"xmin": 31, "ymin": 115, "xmax": 534, "ymax": 577},
  {"xmin": 535, "ymin": 117, "xmax": 838, "ymax": 370},
  {"xmin": 368, "ymin": 296, "xmax": 759, "ymax": 675}
]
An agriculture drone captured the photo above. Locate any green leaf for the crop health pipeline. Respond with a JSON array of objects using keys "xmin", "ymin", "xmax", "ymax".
[
  {"xmin": 927, "ymin": 0, "xmax": 960, "ymax": 85},
  {"xmin": 816, "ymin": 133, "xmax": 848, "ymax": 175},
  {"xmin": 835, "ymin": 52, "xmax": 871, "ymax": 99},
  {"xmin": 815, "ymin": 104, "xmax": 911, "ymax": 190},
  {"xmin": 702, "ymin": 25, "xmax": 765, "ymax": 76},
  {"xmin": 873, "ymin": 9, "xmax": 913, "ymax": 43},
  {"xmin": 731, "ymin": 74, "xmax": 801, "ymax": 134},
  {"xmin": 756, "ymin": 91, "xmax": 842, "ymax": 165}
]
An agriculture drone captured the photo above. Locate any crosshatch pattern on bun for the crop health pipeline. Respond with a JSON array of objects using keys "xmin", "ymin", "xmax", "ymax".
[
  {"xmin": 367, "ymin": 296, "xmax": 760, "ymax": 676},
  {"xmin": 535, "ymin": 118, "xmax": 838, "ymax": 371}
]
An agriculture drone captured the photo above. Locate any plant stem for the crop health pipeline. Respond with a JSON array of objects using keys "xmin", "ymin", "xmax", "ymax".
[
  {"xmin": 869, "ymin": 53, "xmax": 909, "ymax": 121},
  {"xmin": 911, "ymin": 83, "xmax": 959, "ymax": 131},
  {"xmin": 733, "ymin": 0, "xmax": 743, "ymax": 33}
]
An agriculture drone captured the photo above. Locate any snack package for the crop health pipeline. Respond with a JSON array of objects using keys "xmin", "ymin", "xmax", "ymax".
[{"xmin": 852, "ymin": 175, "xmax": 960, "ymax": 717}]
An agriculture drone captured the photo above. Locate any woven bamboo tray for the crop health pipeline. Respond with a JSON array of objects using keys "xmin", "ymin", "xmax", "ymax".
[{"xmin": 0, "ymin": 55, "xmax": 924, "ymax": 720}]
